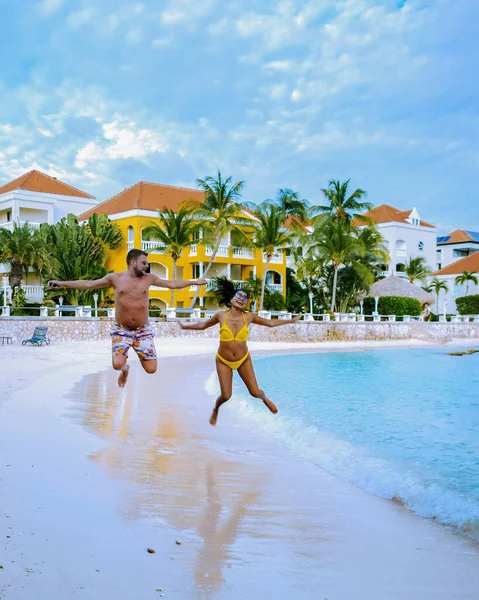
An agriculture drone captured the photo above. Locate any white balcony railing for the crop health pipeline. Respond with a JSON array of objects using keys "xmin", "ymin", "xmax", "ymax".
[
  {"xmin": 0, "ymin": 221, "xmax": 43, "ymax": 231},
  {"xmin": 232, "ymin": 247, "xmax": 255, "ymax": 259},
  {"xmin": 396, "ymin": 249, "xmax": 407, "ymax": 257},
  {"xmin": 263, "ymin": 251, "xmax": 283, "ymax": 264},
  {"xmin": 4, "ymin": 285, "xmax": 44, "ymax": 298},
  {"xmin": 189, "ymin": 244, "xmax": 198, "ymax": 256},
  {"xmin": 266, "ymin": 284, "xmax": 283, "ymax": 293},
  {"xmin": 206, "ymin": 245, "xmax": 229, "ymax": 257},
  {"xmin": 142, "ymin": 241, "xmax": 166, "ymax": 253}
]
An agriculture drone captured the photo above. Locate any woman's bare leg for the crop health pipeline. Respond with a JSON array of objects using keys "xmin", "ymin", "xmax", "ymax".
[
  {"xmin": 211, "ymin": 358, "xmax": 233, "ymax": 426},
  {"xmin": 237, "ymin": 356, "xmax": 278, "ymax": 414}
]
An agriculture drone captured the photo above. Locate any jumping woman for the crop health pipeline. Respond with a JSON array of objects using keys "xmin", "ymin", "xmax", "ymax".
[{"xmin": 179, "ymin": 278, "xmax": 300, "ymax": 425}]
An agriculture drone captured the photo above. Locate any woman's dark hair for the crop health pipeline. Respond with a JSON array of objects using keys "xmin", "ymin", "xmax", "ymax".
[{"xmin": 208, "ymin": 276, "xmax": 249, "ymax": 307}]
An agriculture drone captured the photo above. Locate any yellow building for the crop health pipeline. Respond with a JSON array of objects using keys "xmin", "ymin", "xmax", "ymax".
[{"xmin": 78, "ymin": 181, "xmax": 287, "ymax": 311}]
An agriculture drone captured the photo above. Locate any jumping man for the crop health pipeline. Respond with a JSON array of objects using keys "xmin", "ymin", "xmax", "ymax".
[{"xmin": 49, "ymin": 249, "xmax": 207, "ymax": 387}]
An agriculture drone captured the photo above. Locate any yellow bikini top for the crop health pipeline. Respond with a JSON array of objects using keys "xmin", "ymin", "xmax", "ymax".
[{"xmin": 219, "ymin": 310, "xmax": 249, "ymax": 342}]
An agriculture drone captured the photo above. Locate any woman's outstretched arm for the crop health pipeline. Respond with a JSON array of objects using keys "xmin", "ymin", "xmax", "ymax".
[
  {"xmin": 179, "ymin": 312, "xmax": 221, "ymax": 331},
  {"xmin": 251, "ymin": 314, "xmax": 301, "ymax": 328}
]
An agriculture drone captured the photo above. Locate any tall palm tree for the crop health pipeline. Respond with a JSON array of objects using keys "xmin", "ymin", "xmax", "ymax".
[
  {"xmin": 454, "ymin": 271, "xmax": 478, "ymax": 296},
  {"xmin": 312, "ymin": 179, "xmax": 373, "ymax": 225},
  {"xmin": 404, "ymin": 256, "xmax": 430, "ymax": 283},
  {"xmin": 355, "ymin": 226, "xmax": 390, "ymax": 280},
  {"xmin": 142, "ymin": 207, "xmax": 199, "ymax": 307},
  {"xmin": 274, "ymin": 188, "xmax": 310, "ymax": 223},
  {"xmin": 312, "ymin": 219, "xmax": 363, "ymax": 312},
  {"xmin": 254, "ymin": 202, "xmax": 291, "ymax": 311},
  {"xmin": 426, "ymin": 277, "xmax": 449, "ymax": 311},
  {"xmin": 0, "ymin": 222, "xmax": 52, "ymax": 299},
  {"xmin": 185, "ymin": 171, "xmax": 253, "ymax": 308}
]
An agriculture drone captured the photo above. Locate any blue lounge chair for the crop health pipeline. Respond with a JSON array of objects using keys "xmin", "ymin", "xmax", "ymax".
[{"xmin": 22, "ymin": 326, "xmax": 50, "ymax": 346}]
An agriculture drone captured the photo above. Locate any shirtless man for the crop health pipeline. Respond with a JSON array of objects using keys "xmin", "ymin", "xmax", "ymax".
[{"xmin": 48, "ymin": 248, "xmax": 207, "ymax": 387}]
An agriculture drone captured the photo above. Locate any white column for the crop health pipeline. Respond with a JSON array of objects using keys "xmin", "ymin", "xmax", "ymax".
[{"xmin": 226, "ymin": 263, "xmax": 231, "ymax": 279}]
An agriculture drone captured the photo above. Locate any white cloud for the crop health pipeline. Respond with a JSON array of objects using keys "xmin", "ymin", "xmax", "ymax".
[
  {"xmin": 75, "ymin": 119, "xmax": 169, "ymax": 168},
  {"xmin": 66, "ymin": 8, "xmax": 95, "ymax": 31},
  {"xmin": 38, "ymin": 0, "xmax": 63, "ymax": 15},
  {"xmin": 159, "ymin": 0, "xmax": 216, "ymax": 26},
  {"xmin": 152, "ymin": 36, "xmax": 173, "ymax": 47},
  {"xmin": 106, "ymin": 3, "xmax": 146, "ymax": 33},
  {"xmin": 126, "ymin": 28, "xmax": 144, "ymax": 44}
]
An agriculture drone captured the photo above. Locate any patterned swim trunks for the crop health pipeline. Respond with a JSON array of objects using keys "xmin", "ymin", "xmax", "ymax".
[{"xmin": 110, "ymin": 322, "xmax": 157, "ymax": 361}]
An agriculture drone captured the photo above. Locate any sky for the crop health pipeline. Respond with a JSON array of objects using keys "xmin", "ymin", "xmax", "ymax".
[{"xmin": 0, "ymin": 0, "xmax": 478, "ymax": 233}]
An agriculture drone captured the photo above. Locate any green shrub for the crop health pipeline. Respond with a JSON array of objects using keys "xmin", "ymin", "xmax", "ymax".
[
  {"xmin": 456, "ymin": 295, "xmax": 479, "ymax": 315},
  {"xmin": 363, "ymin": 295, "xmax": 422, "ymax": 316}
]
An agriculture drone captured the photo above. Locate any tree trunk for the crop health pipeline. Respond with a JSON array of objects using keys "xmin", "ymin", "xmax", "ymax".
[
  {"xmin": 259, "ymin": 256, "xmax": 271, "ymax": 311},
  {"xmin": 189, "ymin": 239, "xmax": 220, "ymax": 309},
  {"xmin": 9, "ymin": 260, "xmax": 23, "ymax": 302},
  {"xmin": 170, "ymin": 257, "xmax": 177, "ymax": 308},
  {"xmin": 330, "ymin": 265, "xmax": 339, "ymax": 312}
]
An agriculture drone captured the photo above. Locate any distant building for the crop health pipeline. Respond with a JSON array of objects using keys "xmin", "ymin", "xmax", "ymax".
[
  {"xmin": 435, "ymin": 229, "xmax": 479, "ymax": 271},
  {"xmin": 78, "ymin": 181, "xmax": 286, "ymax": 311},
  {"xmin": 0, "ymin": 170, "xmax": 97, "ymax": 302},
  {"xmin": 430, "ymin": 252, "xmax": 479, "ymax": 314},
  {"xmin": 353, "ymin": 204, "xmax": 437, "ymax": 277}
]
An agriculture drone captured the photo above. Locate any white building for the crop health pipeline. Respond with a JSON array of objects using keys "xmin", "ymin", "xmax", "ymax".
[
  {"xmin": 0, "ymin": 170, "xmax": 97, "ymax": 303},
  {"xmin": 354, "ymin": 204, "xmax": 437, "ymax": 277},
  {"xmin": 430, "ymin": 251, "xmax": 479, "ymax": 314},
  {"xmin": 435, "ymin": 229, "xmax": 479, "ymax": 271}
]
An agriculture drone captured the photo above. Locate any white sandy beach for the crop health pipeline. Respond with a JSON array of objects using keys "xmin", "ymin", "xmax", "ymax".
[{"xmin": 1, "ymin": 337, "xmax": 479, "ymax": 600}]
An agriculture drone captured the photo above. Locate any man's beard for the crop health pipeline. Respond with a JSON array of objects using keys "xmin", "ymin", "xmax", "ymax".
[{"xmin": 134, "ymin": 268, "xmax": 146, "ymax": 277}]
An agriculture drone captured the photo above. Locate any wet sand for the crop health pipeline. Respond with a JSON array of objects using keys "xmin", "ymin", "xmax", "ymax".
[{"xmin": 1, "ymin": 339, "xmax": 479, "ymax": 599}]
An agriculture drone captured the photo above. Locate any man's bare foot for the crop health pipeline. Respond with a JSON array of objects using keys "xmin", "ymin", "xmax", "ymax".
[
  {"xmin": 262, "ymin": 397, "xmax": 278, "ymax": 414},
  {"xmin": 209, "ymin": 408, "xmax": 219, "ymax": 426},
  {"xmin": 118, "ymin": 363, "xmax": 130, "ymax": 388}
]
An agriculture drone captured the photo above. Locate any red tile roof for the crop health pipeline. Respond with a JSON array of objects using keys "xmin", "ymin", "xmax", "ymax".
[
  {"xmin": 0, "ymin": 170, "xmax": 95, "ymax": 198},
  {"xmin": 431, "ymin": 252, "xmax": 479, "ymax": 276},
  {"xmin": 351, "ymin": 204, "xmax": 434, "ymax": 228},
  {"xmin": 78, "ymin": 181, "xmax": 205, "ymax": 220},
  {"xmin": 436, "ymin": 229, "xmax": 479, "ymax": 245}
]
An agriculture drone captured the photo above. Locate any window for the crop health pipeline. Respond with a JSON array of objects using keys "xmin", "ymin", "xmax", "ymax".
[
  {"xmin": 7, "ymin": 210, "xmax": 11, "ymax": 221},
  {"xmin": 396, "ymin": 263, "xmax": 406, "ymax": 273},
  {"xmin": 418, "ymin": 241, "xmax": 424, "ymax": 251},
  {"xmin": 192, "ymin": 263, "xmax": 201, "ymax": 279},
  {"xmin": 412, "ymin": 218, "xmax": 419, "ymax": 226},
  {"xmin": 127, "ymin": 226, "xmax": 134, "ymax": 243}
]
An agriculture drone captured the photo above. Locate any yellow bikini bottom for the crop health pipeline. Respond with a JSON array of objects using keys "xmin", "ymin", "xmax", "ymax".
[{"xmin": 216, "ymin": 352, "xmax": 250, "ymax": 370}]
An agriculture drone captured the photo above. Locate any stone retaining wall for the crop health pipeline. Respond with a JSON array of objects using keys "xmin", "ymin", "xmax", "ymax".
[{"xmin": 1, "ymin": 317, "xmax": 479, "ymax": 344}]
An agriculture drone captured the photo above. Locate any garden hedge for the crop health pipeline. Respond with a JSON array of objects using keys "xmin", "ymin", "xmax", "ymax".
[
  {"xmin": 456, "ymin": 295, "xmax": 479, "ymax": 315},
  {"xmin": 363, "ymin": 295, "xmax": 422, "ymax": 316}
]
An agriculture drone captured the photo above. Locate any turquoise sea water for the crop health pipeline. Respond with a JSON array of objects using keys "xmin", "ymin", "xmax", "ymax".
[{"xmin": 207, "ymin": 348, "xmax": 479, "ymax": 537}]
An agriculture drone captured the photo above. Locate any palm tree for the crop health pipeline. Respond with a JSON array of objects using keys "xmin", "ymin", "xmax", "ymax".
[
  {"xmin": 0, "ymin": 222, "xmax": 53, "ymax": 299},
  {"xmin": 454, "ymin": 271, "xmax": 479, "ymax": 296},
  {"xmin": 86, "ymin": 213, "xmax": 124, "ymax": 251},
  {"xmin": 312, "ymin": 219, "xmax": 363, "ymax": 312},
  {"xmin": 426, "ymin": 277, "xmax": 449, "ymax": 311},
  {"xmin": 355, "ymin": 226, "xmax": 390, "ymax": 280},
  {"xmin": 312, "ymin": 179, "xmax": 373, "ymax": 225},
  {"xmin": 404, "ymin": 256, "xmax": 430, "ymax": 283},
  {"xmin": 274, "ymin": 188, "xmax": 310, "ymax": 223},
  {"xmin": 254, "ymin": 203, "xmax": 291, "ymax": 311},
  {"xmin": 142, "ymin": 207, "xmax": 199, "ymax": 307},
  {"xmin": 185, "ymin": 171, "xmax": 253, "ymax": 308}
]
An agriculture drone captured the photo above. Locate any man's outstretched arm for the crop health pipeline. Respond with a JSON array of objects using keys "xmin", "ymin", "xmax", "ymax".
[
  {"xmin": 48, "ymin": 274, "xmax": 115, "ymax": 291},
  {"xmin": 150, "ymin": 275, "xmax": 208, "ymax": 290}
]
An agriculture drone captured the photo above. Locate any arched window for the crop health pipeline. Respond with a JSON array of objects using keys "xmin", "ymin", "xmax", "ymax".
[
  {"xmin": 127, "ymin": 226, "xmax": 134, "ymax": 249},
  {"xmin": 396, "ymin": 263, "xmax": 405, "ymax": 273}
]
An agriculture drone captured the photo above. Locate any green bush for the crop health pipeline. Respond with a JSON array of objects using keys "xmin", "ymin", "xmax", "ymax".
[
  {"xmin": 363, "ymin": 295, "xmax": 422, "ymax": 316},
  {"xmin": 456, "ymin": 295, "xmax": 479, "ymax": 315}
]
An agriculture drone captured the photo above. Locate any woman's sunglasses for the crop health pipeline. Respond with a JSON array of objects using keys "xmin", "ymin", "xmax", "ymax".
[{"xmin": 234, "ymin": 292, "xmax": 249, "ymax": 301}]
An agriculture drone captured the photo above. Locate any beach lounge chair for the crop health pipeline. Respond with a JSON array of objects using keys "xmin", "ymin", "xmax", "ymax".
[
  {"xmin": 0, "ymin": 334, "xmax": 13, "ymax": 346},
  {"xmin": 22, "ymin": 326, "xmax": 50, "ymax": 346}
]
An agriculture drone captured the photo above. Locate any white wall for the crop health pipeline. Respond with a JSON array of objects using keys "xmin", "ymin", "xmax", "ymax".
[
  {"xmin": 436, "ymin": 243, "xmax": 479, "ymax": 270},
  {"xmin": 377, "ymin": 222, "xmax": 437, "ymax": 276}
]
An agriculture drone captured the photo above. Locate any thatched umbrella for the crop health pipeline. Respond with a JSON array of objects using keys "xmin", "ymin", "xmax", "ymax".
[{"xmin": 364, "ymin": 275, "xmax": 434, "ymax": 305}]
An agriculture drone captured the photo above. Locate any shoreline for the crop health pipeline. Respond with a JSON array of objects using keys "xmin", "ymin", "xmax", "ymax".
[{"xmin": 1, "ymin": 339, "xmax": 478, "ymax": 599}]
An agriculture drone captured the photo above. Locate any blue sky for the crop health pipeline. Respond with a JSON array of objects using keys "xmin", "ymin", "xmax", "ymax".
[{"xmin": 0, "ymin": 0, "xmax": 477, "ymax": 233}]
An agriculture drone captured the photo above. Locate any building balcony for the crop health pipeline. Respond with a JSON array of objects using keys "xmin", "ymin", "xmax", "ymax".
[
  {"xmin": 189, "ymin": 244, "xmax": 198, "ymax": 256},
  {"xmin": 142, "ymin": 241, "xmax": 166, "ymax": 253},
  {"xmin": 232, "ymin": 247, "xmax": 255, "ymax": 259},
  {"xmin": 3, "ymin": 285, "xmax": 44, "ymax": 302},
  {"xmin": 266, "ymin": 283, "xmax": 283, "ymax": 293},
  {"xmin": 395, "ymin": 249, "xmax": 407, "ymax": 257},
  {"xmin": 0, "ymin": 221, "xmax": 43, "ymax": 232},
  {"xmin": 205, "ymin": 245, "xmax": 229, "ymax": 257},
  {"xmin": 263, "ymin": 251, "xmax": 283, "ymax": 264}
]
